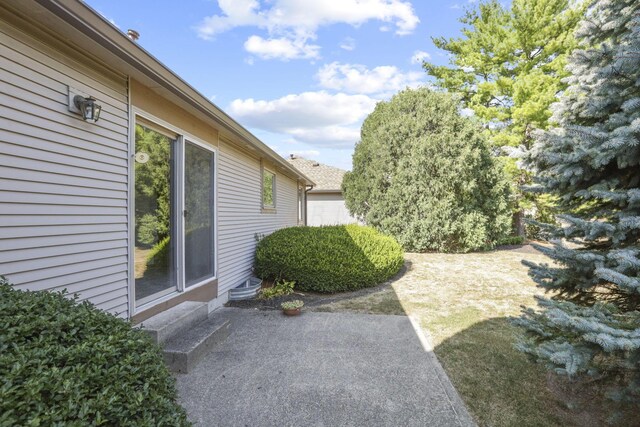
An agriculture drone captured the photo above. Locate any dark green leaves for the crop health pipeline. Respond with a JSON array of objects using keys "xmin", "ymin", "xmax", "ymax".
[
  {"xmin": 0, "ymin": 278, "xmax": 190, "ymax": 427},
  {"xmin": 343, "ymin": 88, "xmax": 511, "ymax": 253},
  {"xmin": 254, "ymin": 225, "xmax": 404, "ymax": 293}
]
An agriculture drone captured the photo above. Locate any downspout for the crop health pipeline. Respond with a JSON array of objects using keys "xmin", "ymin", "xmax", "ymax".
[{"xmin": 304, "ymin": 184, "xmax": 314, "ymax": 226}]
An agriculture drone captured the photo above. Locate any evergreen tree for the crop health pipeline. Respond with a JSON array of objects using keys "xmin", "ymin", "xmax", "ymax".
[
  {"xmin": 517, "ymin": 0, "xmax": 640, "ymax": 404},
  {"xmin": 424, "ymin": 0, "xmax": 584, "ymax": 236},
  {"xmin": 342, "ymin": 88, "xmax": 511, "ymax": 253}
]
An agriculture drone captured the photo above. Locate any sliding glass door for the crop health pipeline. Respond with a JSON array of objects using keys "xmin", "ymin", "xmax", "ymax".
[
  {"xmin": 184, "ymin": 142, "xmax": 215, "ymax": 287},
  {"xmin": 134, "ymin": 124, "xmax": 178, "ymax": 304},
  {"xmin": 133, "ymin": 119, "xmax": 216, "ymax": 308}
]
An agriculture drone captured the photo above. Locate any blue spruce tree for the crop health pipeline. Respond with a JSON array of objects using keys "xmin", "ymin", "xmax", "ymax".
[{"xmin": 517, "ymin": 0, "xmax": 640, "ymax": 404}]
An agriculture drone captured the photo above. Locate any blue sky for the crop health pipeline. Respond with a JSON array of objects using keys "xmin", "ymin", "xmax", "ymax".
[{"xmin": 86, "ymin": 0, "xmax": 471, "ymax": 170}]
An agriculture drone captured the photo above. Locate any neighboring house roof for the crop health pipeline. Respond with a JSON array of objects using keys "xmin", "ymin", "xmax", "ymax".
[
  {"xmin": 5, "ymin": 0, "xmax": 313, "ymax": 186},
  {"xmin": 286, "ymin": 155, "xmax": 346, "ymax": 192}
]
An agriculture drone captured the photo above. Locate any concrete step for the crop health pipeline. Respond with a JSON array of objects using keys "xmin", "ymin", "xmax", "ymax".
[
  {"xmin": 140, "ymin": 301, "xmax": 208, "ymax": 345},
  {"xmin": 163, "ymin": 315, "xmax": 231, "ymax": 373}
]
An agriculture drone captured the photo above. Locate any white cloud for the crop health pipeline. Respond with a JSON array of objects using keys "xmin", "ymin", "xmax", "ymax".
[
  {"xmin": 339, "ymin": 37, "xmax": 356, "ymax": 51},
  {"xmin": 290, "ymin": 150, "xmax": 321, "ymax": 158},
  {"xmin": 289, "ymin": 126, "xmax": 362, "ymax": 147},
  {"xmin": 410, "ymin": 50, "xmax": 431, "ymax": 64},
  {"xmin": 316, "ymin": 62, "xmax": 424, "ymax": 95},
  {"xmin": 244, "ymin": 35, "xmax": 320, "ymax": 60},
  {"xmin": 196, "ymin": 0, "xmax": 419, "ymax": 60},
  {"xmin": 196, "ymin": 0, "xmax": 263, "ymax": 38},
  {"xmin": 228, "ymin": 91, "xmax": 377, "ymax": 148},
  {"xmin": 197, "ymin": 0, "xmax": 419, "ymax": 38}
]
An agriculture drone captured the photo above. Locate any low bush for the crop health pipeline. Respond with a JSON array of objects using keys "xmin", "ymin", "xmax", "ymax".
[
  {"xmin": 495, "ymin": 235, "xmax": 525, "ymax": 246},
  {"xmin": 0, "ymin": 278, "xmax": 190, "ymax": 427},
  {"xmin": 255, "ymin": 225, "xmax": 404, "ymax": 293},
  {"xmin": 259, "ymin": 279, "xmax": 295, "ymax": 299}
]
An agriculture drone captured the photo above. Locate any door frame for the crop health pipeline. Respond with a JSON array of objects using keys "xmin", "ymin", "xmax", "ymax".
[{"xmin": 127, "ymin": 106, "xmax": 218, "ymax": 318}]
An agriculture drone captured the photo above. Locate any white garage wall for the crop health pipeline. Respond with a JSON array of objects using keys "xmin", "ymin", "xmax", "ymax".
[{"xmin": 307, "ymin": 193, "xmax": 359, "ymax": 226}]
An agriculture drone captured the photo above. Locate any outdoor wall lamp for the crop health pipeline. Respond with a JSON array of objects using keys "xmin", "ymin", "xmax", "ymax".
[{"xmin": 73, "ymin": 95, "xmax": 102, "ymax": 122}]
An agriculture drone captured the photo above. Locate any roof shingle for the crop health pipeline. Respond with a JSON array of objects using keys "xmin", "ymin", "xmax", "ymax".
[{"xmin": 286, "ymin": 155, "xmax": 346, "ymax": 192}]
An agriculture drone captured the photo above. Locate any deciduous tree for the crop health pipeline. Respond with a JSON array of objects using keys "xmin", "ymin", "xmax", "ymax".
[
  {"xmin": 424, "ymin": 0, "xmax": 584, "ymax": 236},
  {"xmin": 342, "ymin": 88, "xmax": 511, "ymax": 253}
]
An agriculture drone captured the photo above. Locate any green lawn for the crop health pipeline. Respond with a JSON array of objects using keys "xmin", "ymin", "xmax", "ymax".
[{"xmin": 314, "ymin": 246, "xmax": 628, "ymax": 426}]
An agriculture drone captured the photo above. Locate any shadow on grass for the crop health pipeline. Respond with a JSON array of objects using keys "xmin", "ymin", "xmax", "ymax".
[{"xmin": 434, "ymin": 317, "xmax": 637, "ymax": 427}]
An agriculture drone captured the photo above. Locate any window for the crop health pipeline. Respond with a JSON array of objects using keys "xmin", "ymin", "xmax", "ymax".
[
  {"xmin": 262, "ymin": 167, "xmax": 276, "ymax": 209},
  {"xmin": 133, "ymin": 116, "xmax": 216, "ymax": 308}
]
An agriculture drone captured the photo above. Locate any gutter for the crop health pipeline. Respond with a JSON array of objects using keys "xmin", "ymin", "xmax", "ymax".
[{"xmin": 32, "ymin": 0, "xmax": 315, "ymax": 186}]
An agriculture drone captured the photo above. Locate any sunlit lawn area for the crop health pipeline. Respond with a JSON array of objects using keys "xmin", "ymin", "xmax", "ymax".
[{"xmin": 314, "ymin": 246, "xmax": 627, "ymax": 426}]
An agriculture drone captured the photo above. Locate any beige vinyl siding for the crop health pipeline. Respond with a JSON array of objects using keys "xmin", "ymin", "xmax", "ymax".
[
  {"xmin": 217, "ymin": 140, "xmax": 298, "ymax": 295},
  {"xmin": 0, "ymin": 18, "xmax": 130, "ymax": 316}
]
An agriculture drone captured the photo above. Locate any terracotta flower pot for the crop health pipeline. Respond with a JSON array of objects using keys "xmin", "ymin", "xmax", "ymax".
[{"xmin": 282, "ymin": 308, "xmax": 301, "ymax": 316}]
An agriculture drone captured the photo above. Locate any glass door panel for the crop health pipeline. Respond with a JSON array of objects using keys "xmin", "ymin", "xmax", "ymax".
[
  {"xmin": 134, "ymin": 124, "xmax": 178, "ymax": 305},
  {"xmin": 184, "ymin": 142, "xmax": 215, "ymax": 286}
]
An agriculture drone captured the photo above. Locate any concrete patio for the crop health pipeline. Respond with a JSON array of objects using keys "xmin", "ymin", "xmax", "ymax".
[{"xmin": 176, "ymin": 308, "xmax": 475, "ymax": 426}]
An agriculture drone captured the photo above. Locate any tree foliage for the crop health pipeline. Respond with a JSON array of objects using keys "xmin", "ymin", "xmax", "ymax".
[
  {"xmin": 134, "ymin": 124, "xmax": 173, "ymax": 246},
  {"xmin": 516, "ymin": 0, "xmax": 640, "ymax": 404},
  {"xmin": 342, "ymin": 88, "xmax": 511, "ymax": 253},
  {"xmin": 424, "ymin": 0, "xmax": 585, "ymax": 235}
]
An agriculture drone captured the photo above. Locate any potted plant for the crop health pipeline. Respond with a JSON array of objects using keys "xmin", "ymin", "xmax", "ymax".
[{"xmin": 281, "ymin": 300, "xmax": 304, "ymax": 316}]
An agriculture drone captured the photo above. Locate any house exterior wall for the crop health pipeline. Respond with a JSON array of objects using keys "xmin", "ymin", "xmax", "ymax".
[
  {"xmin": 130, "ymin": 80, "xmax": 219, "ymax": 147},
  {"xmin": 0, "ymin": 15, "xmax": 131, "ymax": 316},
  {"xmin": 0, "ymin": 10, "xmax": 305, "ymax": 319},
  {"xmin": 217, "ymin": 139, "xmax": 299, "ymax": 297},
  {"xmin": 307, "ymin": 192, "xmax": 358, "ymax": 226}
]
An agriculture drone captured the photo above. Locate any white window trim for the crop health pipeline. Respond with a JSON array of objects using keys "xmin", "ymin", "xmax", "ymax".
[
  {"xmin": 128, "ymin": 107, "xmax": 218, "ymax": 317},
  {"xmin": 183, "ymin": 138, "xmax": 218, "ymax": 289}
]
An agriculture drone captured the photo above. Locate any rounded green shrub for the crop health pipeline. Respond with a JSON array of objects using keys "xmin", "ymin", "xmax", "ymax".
[
  {"xmin": 0, "ymin": 278, "xmax": 190, "ymax": 427},
  {"xmin": 255, "ymin": 225, "xmax": 404, "ymax": 293}
]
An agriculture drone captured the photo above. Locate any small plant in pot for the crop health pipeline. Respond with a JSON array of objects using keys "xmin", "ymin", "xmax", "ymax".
[{"xmin": 281, "ymin": 300, "xmax": 304, "ymax": 316}]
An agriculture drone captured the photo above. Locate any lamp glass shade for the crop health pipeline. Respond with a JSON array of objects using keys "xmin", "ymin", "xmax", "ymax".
[
  {"xmin": 83, "ymin": 101, "xmax": 94, "ymax": 121},
  {"xmin": 73, "ymin": 95, "xmax": 101, "ymax": 122},
  {"xmin": 93, "ymin": 103, "xmax": 102, "ymax": 122}
]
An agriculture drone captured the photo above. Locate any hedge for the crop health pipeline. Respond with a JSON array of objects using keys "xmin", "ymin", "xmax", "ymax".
[
  {"xmin": 255, "ymin": 225, "xmax": 404, "ymax": 293},
  {"xmin": 0, "ymin": 278, "xmax": 190, "ymax": 426}
]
